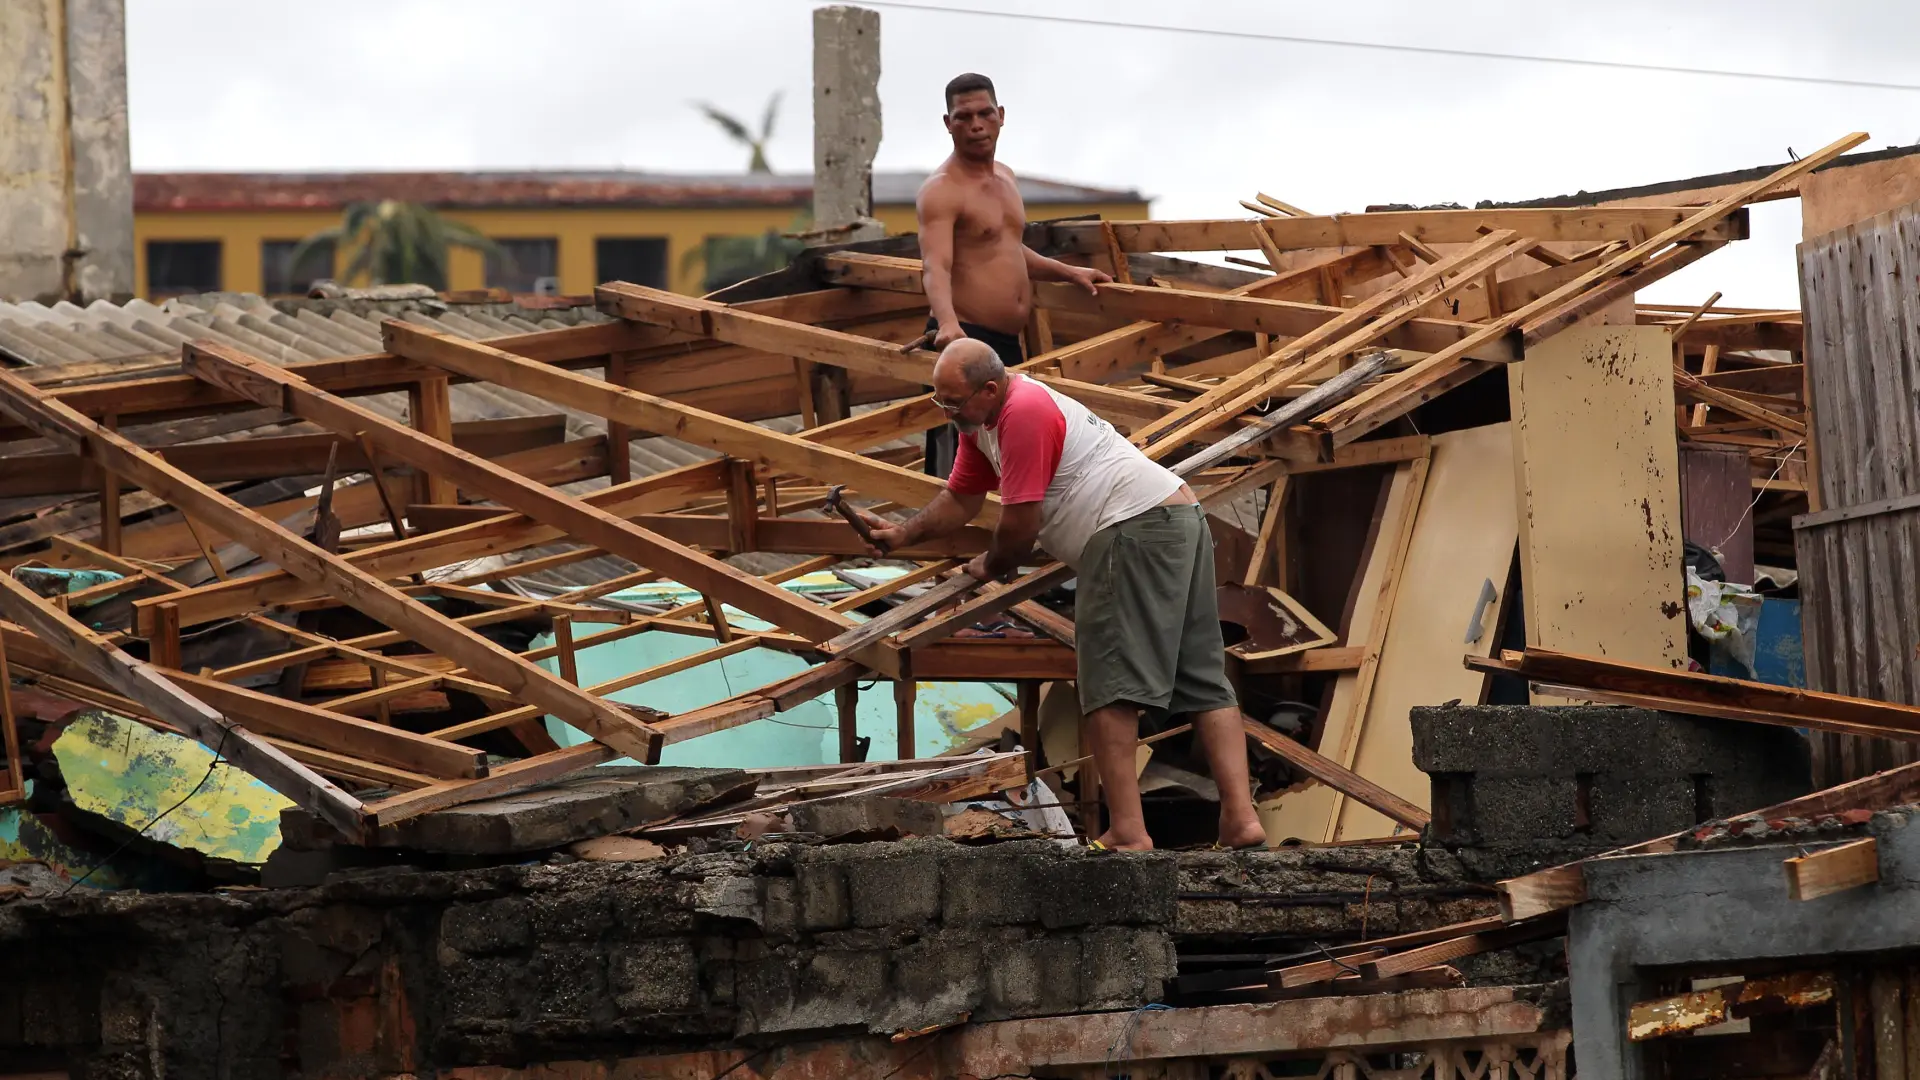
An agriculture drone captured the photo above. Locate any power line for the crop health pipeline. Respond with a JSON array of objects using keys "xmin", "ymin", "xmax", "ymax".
[{"xmin": 851, "ymin": 1, "xmax": 1920, "ymax": 93}]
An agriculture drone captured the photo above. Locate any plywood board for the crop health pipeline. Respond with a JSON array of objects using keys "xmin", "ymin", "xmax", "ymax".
[
  {"xmin": 1332, "ymin": 423, "xmax": 1518, "ymax": 840},
  {"xmin": 1260, "ymin": 462, "xmax": 1421, "ymax": 845},
  {"xmin": 1511, "ymin": 325, "xmax": 1686, "ymax": 694}
]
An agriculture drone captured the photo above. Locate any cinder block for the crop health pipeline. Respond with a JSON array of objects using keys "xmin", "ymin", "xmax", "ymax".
[
  {"xmin": 442, "ymin": 956, "xmax": 526, "ymax": 1021},
  {"xmin": 847, "ymin": 852, "xmax": 941, "ymax": 928},
  {"xmin": 1590, "ymin": 777, "xmax": 1696, "ymax": 842},
  {"xmin": 878, "ymin": 931, "xmax": 985, "ymax": 1031},
  {"xmin": 941, "ymin": 850, "xmax": 1040, "ymax": 927},
  {"xmin": 530, "ymin": 944, "xmax": 608, "ymax": 1021},
  {"xmin": 794, "ymin": 860, "xmax": 851, "ymax": 932},
  {"xmin": 1038, "ymin": 854, "xmax": 1177, "ymax": 929},
  {"xmin": 1080, "ymin": 927, "xmax": 1177, "ymax": 1008},
  {"xmin": 439, "ymin": 897, "xmax": 532, "ymax": 956},
  {"xmin": 983, "ymin": 932, "xmax": 1082, "ymax": 1017},
  {"xmin": 528, "ymin": 891, "xmax": 614, "ymax": 941},
  {"xmin": 1466, "ymin": 776, "xmax": 1579, "ymax": 842},
  {"xmin": 610, "ymin": 939, "xmax": 701, "ymax": 1014},
  {"xmin": 791, "ymin": 797, "xmax": 944, "ymax": 839}
]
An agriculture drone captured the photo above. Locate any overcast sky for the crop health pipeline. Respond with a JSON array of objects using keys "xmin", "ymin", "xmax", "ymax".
[{"xmin": 127, "ymin": 1, "xmax": 1920, "ymax": 308}]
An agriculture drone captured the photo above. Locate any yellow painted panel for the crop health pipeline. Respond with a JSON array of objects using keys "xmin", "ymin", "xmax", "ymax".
[
  {"xmin": 1510, "ymin": 324, "xmax": 1686, "ymax": 686},
  {"xmin": 1331, "ymin": 423, "xmax": 1518, "ymax": 841},
  {"xmin": 1259, "ymin": 463, "xmax": 1422, "ymax": 845}
]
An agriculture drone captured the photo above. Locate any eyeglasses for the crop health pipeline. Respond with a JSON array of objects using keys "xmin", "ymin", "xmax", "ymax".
[{"xmin": 933, "ymin": 383, "xmax": 987, "ymax": 414}]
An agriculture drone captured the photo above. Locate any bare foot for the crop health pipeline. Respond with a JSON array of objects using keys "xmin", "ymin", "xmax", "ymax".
[
  {"xmin": 1217, "ymin": 817, "xmax": 1268, "ymax": 850},
  {"xmin": 1095, "ymin": 829, "xmax": 1154, "ymax": 852}
]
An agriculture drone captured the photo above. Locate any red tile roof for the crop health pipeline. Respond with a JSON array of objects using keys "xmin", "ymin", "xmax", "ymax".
[{"xmin": 133, "ymin": 170, "xmax": 1143, "ymax": 213}]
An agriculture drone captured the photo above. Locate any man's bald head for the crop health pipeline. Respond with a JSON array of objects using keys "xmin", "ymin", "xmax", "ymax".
[
  {"xmin": 934, "ymin": 337, "xmax": 1005, "ymax": 391},
  {"xmin": 931, "ymin": 338, "xmax": 1009, "ymax": 432}
]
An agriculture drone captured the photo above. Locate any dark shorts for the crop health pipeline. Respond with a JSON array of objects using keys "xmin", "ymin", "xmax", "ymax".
[
  {"xmin": 926, "ymin": 318, "xmax": 1025, "ymax": 367},
  {"xmin": 1075, "ymin": 503, "xmax": 1240, "ymax": 721}
]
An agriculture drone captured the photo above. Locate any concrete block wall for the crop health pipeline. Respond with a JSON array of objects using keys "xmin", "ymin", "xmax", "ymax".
[
  {"xmin": 0, "ymin": 838, "xmax": 1178, "ymax": 1076},
  {"xmin": 1411, "ymin": 705, "xmax": 1812, "ymax": 878}
]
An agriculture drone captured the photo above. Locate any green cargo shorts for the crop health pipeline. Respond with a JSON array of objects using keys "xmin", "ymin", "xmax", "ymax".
[{"xmin": 1076, "ymin": 502, "xmax": 1239, "ymax": 720}]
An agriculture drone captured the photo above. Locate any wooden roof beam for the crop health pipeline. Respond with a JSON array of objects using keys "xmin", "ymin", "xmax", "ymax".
[
  {"xmin": 817, "ymin": 251, "xmax": 1521, "ymax": 364},
  {"xmin": 1043, "ymin": 206, "xmax": 1749, "ymax": 254},
  {"xmin": 0, "ymin": 363, "xmax": 665, "ymax": 764},
  {"xmin": 0, "ymin": 580, "xmax": 368, "ymax": 840},
  {"xmin": 383, "ymin": 319, "xmax": 991, "ymax": 528},
  {"xmin": 187, "ymin": 341, "xmax": 857, "ymax": 648}
]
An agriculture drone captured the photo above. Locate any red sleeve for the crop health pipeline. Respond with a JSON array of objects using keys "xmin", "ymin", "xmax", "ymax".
[
  {"xmin": 994, "ymin": 382, "xmax": 1066, "ymax": 504},
  {"xmin": 945, "ymin": 430, "xmax": 999, "ymax": 495}
]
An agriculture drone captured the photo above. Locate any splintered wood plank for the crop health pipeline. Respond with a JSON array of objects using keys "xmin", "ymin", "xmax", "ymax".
[
  {"xmin": 1786, "ymin": 837, "xmax": 1879, "ymax": 901},
  {"xmin": 1316, "ymin": 133, "xmax": 1867, "ymax": 447},
  {"xmin": 1131, "ymin": 231, "xmax": 1531, "ymax": 456},
  {"xmin": 0, "ymin": 573, "xmax": 367, "ymax": 839},
  {"xmin": 383, "ymin": 319, "xmax": 990, "ymax": 527},
  {"xmin": 1332, "ymin": 424, "xmax": 1516, "ymax": 840},
  {"xmin": 818, "ymin": 252, "xmax": 1518, "ymax": 364},
  {"xmin": 1242, "ymin": 719, "xmax": 1429, "ymax": 831},
  {"xmin": 1269, "ymin": 916, "xmax": 1508, "ymax": 987},
  {"xmin": 1259, "ymin": 461, "xmax": 1422, "ymax": 846},
  {"xmin": 187, "ymin": 341, "xmax": 853, "ymax": 647},
  {"xmin": 1510, "ymin": 326, "xmax": 1687, "ymax": 687},
  {"xmin": 2, "ymin": 619, "xmax": 487, "ymax": 782},
  {"xmin": 1040, "ymin": 208, "xmax": 1747, "ymax": 255},
  {"xmin": 1358, "ymin": 913, "xmax": 1567, "ymax": 980},
  {"xmin": 135, "ymin": 457, "xmax": 728, "ymax": 633},
  {"xmin": 0, "ymin": 363, "xmax": 664, "ymax": 764}
]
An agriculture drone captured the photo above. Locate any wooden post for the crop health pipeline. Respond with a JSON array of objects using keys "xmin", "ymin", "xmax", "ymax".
[
  {"xmin": 179, "ymin": 512, "xmax": 229, "ymax": 581},
  {"xmin": 1690, "ymin": 344, "xmax": 1722, "ymax": 427},
  {"xmin": 836, "ymin": 682, "xmax": 860, "ymax": 764},
  {"xmin": 702, "ymin": 596, "xmax": 734, "ymax": 643},
  {"xmin": 552, "ymin": 613, "xmax": 580, "ymax": 684},
  {"xmin": 151, "ymin": 601, "xmax": 182, "ymax": 671},
  {"xmin": 1245, "ymin": 478, "xmax": 1289, "ymax": 588},
  {"xmin": 725, "ymin": 458, "xmax": 759, "ymax": 553},
  {"xmin": 810, "ymin": 363, "xmax": 852, "ymax": 425},
  {"xmin": 793, "ymin": 359, "xmax": 819, "ymax": 428},
  {"xmin": 894, "ymin": 672, "xmax": 916, "ymax": 761},
  {"xmin": 99, "ymin": 412, "xmax": 121, "ymax": 555},
  {"xmin": 408, "ymin": 376, "xmax": 457, "ymax": 505},
  {"xmin": 358, "ymin": 435, "xmax": 412, "ymax": 543},
  {"xmin": 1077, "ymin": 712, "xmax": 1102, "ymax": 839},
  {"xmin": 606, "ymin": 353, "xmax": 634, "ymax": 486},
  {"xmin": 370, "ymin": 663, "xmax": 392, "ymax": 725},
  {"xmin": 0, "ymin": 632, "xmax": 23, "ymax": 800},
  {"xmin": 1017, "ymin": 679, "xmax": 1041, "ymax": 783}
]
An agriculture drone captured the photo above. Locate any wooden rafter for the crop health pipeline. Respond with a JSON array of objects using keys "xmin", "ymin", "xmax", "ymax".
[{"xmin": 0, "ymin": 364, "xmax": 665, "ymax": 764}]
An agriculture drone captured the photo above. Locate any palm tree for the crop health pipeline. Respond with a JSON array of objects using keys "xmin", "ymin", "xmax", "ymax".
[
  {"xmin": 680, "ymin": 215, "xmax": 809, "ymax": 294},
  {"xmin": 292, "ymin": 200, "xmax": 508, "ymax": 290},
  {"xmin": 695, "ymin": 92, "xmax": 782, "ymax": 174}
]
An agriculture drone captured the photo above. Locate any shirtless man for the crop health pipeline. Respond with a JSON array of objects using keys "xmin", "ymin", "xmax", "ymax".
[{"xmin": 917, "ymin": 72, "xmax": 1110, "ymax": 368}]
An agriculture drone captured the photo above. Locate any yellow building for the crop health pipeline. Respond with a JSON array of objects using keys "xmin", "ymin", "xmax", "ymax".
[{"xmin": 131, "ymin": 170, "xmax": 1150, "ymax": 300}]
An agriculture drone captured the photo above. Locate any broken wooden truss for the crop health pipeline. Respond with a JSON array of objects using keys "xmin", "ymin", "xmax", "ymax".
[{"xmin": 0, "ymin": 133, "xmax": 1863, "ymax": 841}]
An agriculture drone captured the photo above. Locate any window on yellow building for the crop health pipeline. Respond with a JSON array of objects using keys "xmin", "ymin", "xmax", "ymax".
[
  {"xmin": 485, "ymin": 238, "xmax": 559, "ymax": 294},
  {"xmin": 261, "ymin": 240, "xmax": 335, "ymax": 296},
  {"xmin": 594, "ymin": 237, "xmax": 668, "ymax": 289},
  {"xmin": 147, "ymin": 240, "xmax": 221, "ymax": 298}
]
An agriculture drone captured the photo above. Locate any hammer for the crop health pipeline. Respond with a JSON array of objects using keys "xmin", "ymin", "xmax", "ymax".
[{"xmin": 824, "ymin": 485, "xmax": 890, "ymax": 555}]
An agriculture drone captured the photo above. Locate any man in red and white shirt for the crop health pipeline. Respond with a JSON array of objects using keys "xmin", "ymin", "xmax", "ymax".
[{"xmin": 862, "ymin": 339, "xmax": 1267, "ymax": 852}]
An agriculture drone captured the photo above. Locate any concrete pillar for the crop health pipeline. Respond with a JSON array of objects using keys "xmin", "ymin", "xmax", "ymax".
[
  {"xmin": 0, "ymin": 0, "xmax": 134, "ymax": 304},
  {"xmin": 811, "ymin": 5, "xmax": 885, "ymax": 245}
]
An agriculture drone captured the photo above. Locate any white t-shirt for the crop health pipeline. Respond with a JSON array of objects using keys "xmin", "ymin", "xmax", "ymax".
[{"xmin": 946, "ymin": 374, "xmax": 1185, "ymax": 568}]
